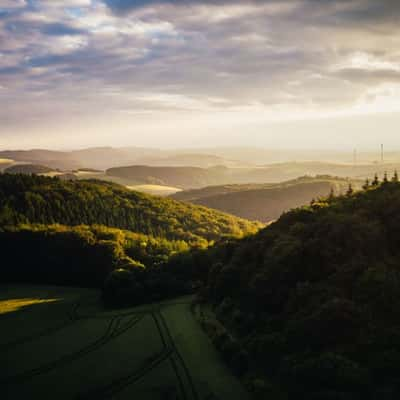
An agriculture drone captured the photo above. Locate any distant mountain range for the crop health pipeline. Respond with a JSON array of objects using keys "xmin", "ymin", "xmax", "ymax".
[
  {"xmin": 1, "ymin": 147, "xmax": 399, "ymax": 194},
  {"xmin": 0, "ymin": 147, "xmax": 248, "ymax": 170},
  {"xmin": 2, "ymin": 146, "xmax": 400, "ymax": 171}
]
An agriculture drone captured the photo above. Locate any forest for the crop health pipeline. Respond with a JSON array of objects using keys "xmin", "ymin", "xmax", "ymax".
[
  {"xmin": 0, "ymin": 173, "xmax": 260, "ymax": 298},
  {"xmin": 0, "ymin": 174, "xmax": 260, "ymax": 246},
  {"xmin": 192, "ymin": 174, "xmax": 400, "ymax": 399}
]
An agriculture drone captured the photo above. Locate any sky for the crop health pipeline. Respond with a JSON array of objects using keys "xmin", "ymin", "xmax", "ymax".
[{"xmin": 1, "ymin": 0, "xmax": 400, "ymax": 150}]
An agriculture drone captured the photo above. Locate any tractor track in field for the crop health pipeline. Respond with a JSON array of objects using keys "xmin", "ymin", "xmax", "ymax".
[
  {"xmin": 0, "ymin": 295, "xmax": 144, "ymax": 350},
  {"xmin": 1, "ymin": 314, "xmax": 144, "ymax": 387},
  {"xmin": 76, "ymin": 347, "xmax": 174, "ymax": 400},
  {"xmin": 157, "ymin": 309, "xmax": 200, "ymax": 400},
  {"xmin": 152, "ymin": 311, "xmax": 188, "ymax": 400},
  {"xmin": 76, "ymin": 305, "xmax": 199, "ymax": 400}
]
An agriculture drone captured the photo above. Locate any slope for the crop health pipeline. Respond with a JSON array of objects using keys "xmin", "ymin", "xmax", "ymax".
[
  {"xmin": 199, "ymin": 176, "xmax": 400, "ymax": 399},
  {"xmin": 171, "ymin": 176, "xmax": 361, "ymax": 222}
]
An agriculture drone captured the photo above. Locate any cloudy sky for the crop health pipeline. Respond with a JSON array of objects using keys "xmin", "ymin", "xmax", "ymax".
[{"xmin": 1, "ymin": 0, "xmax": 400, "ymax": 150}]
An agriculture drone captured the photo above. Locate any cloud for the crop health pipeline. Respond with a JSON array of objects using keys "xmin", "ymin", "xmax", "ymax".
[
  {"xmin": 0, "ymin": 0, "xmax": 26, "ymax": 9},
  {"xmin": 2, "ymin": 0, "xmax": 400, "ymax": 148},
  {"xmin": 35, "ymin": 0, "xmax": 92, "ymax": 7},
  {"xmin": 41, "ymin": 22, "xmax": 86, "ymax": 36}
]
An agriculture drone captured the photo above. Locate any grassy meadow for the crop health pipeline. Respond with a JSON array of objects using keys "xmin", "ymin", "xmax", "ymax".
[{"xmin": 1, "ymin": 285, "xmax": 248, "ymax": 400}]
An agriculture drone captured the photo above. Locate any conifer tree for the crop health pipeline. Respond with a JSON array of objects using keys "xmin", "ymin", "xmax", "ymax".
[
  {"xmin": 392, "ymin": 170, "xmax": 399, "ymax": 183},
  {"xmin": 362, "ymin": 179, "xmax": 370, "ymax": 190},
  {"xmin": 383, "ymin": 171, "xmax": 389, "ymax": 184},
  {"xmin": 372, "ymin": 173, "xmax": 380, "ymax": 186},
  {"xmin": 346, "ymin": 183, "xmax": 354, "ymax": 196}
]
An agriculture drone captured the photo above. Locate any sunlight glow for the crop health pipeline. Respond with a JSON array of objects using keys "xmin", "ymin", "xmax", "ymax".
[{"xmin": 0, "ymin": 298, "xmax": 60, "ymax": 315}]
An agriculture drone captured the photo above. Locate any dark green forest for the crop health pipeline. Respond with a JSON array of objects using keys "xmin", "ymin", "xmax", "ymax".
[
  {"xmin": 0, "ymin": 174, "xmax": 259, "ymax": 296},
  {"xmin": 1, "ymin": 224, "xmax": 192, "ymax": 289},
  {"xmin": 193, "ymin": 175, "xmax": 400, "ymax": 399}
]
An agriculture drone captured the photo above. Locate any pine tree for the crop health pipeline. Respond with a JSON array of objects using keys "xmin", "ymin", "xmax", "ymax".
[
  {"xmin": 383, "ymin": 171, "xmax": 389, "ymax": 184},
  {"xmin": 372, "ymin": 173, "xmax": 380, "ymax": 187},
  {"xmin": 346, "ymin": 183, "xmax": 354, "ymax": 196},
  {"xmin": 392, "ymin": 170, "xmax": 399, "ymax": 183},
  {"xmin": 362, "ymin": 179, "xmax": 370, "ymax": 190}
]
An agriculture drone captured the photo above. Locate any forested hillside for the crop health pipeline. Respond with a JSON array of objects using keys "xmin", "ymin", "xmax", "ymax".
[
  {"xmin": 194, "ymin": 174, "xmax": 400, "ymax": 399},
  {"xmin": 0, "ymin": 174, "xmax": 260, "ymax": 245},
  {"xmin": 0, "ymin": 174, "xmax": 261, "ymax": 292},
  {"xmin": 172, "ymin": 176, "xmax": 361, "ymax": 222}
]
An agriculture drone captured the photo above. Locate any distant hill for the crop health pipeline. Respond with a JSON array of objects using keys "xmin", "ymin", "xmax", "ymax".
[
  {"xmin": 171, "ymin": 176, "xmax": 361, "ymax": 222},
  {"xmin": 2, "ymin": 147, "xmax": 400, "ymax": 186},
  {"xmin": 0, "ymin": 174, "xmax": 261, "ymax": 245},
  {"xmin": 0, "ymin": 147, "xmax": 246, "ymax": 170},
  {"xmin": 0, "ymin": 150, "xmax": 79, "ymax": 170},
  {"xmin": 134, "ymin": 153, "xmax": 247, "ymax": 168},
  {"xmin": 4, "ymin": 164, "xmax": 54, "ymax": 175},
  {"xmin": 106, "ymin": 165, "xmax": 231, "ymax": 188},
  {"xmin": 107, "ymin": 162, "xmax": 399, "ymax": 189}
]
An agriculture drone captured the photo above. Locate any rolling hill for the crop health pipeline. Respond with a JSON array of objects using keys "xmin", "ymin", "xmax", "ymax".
[
  {"xmin": 106, "ymin": 162, "xmax": 399, "ymax": 190},
  {"xmin": 0, "ymin": 173, "xmax": 261, "ymax": 290},
  {"xmin": 0, "ymin": 147, "xmax": 248, "ymax": 171},
  {"xmin": 133, "ymin": 153, "xmax": 247, "ymax": 168},
  {"xmin": 0, "ymin": 174, "xmax": 261, "ymax": 245},
  {"xmin": 2, "ymin": 147, "xmax": 399, "ymax": 188},
  {"xmin": 171, "ymin": 176, "xmax": 362, "ymax": 222},
  {"xmin": 0, "ymin": 150, "xmax": 79, "ymax": 170},
  {"xmin": 5, "ymin": 164, "xmax": 55, "ymax": 175},
  {"xmin": 106, "ymin": 165, "xmax": 231, "ymax": 188}
]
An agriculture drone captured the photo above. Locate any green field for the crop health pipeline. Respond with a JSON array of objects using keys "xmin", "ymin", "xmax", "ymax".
[{"xmin": 1, "ymin": 285, "xmax": 249, "ymax": 400}]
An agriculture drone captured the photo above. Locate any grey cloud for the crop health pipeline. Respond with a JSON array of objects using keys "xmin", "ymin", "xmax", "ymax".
[
  {"xmin": 335, "ymin": 68, "xmax": 400, "ymax": 83},
  {"xmin": 41, "ymin": 23, "xmax": 86, "ymax": 36}
]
